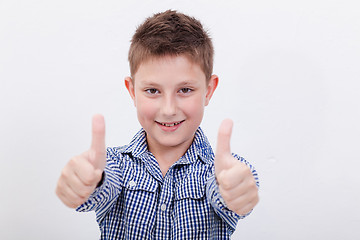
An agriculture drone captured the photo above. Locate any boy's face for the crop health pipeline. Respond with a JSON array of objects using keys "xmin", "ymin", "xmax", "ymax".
[{"xmin": 125, "ymin": 55, "xmax": 218, "ymax": 153}]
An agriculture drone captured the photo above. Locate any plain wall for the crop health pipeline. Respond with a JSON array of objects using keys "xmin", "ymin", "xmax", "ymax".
[{"xmin": 1, "ymin": 0, "xmax": 359, "ymax": 239}]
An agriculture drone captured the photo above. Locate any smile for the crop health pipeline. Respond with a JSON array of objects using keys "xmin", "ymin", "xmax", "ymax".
[{"xmin": 156, "ymin": 120, "xmax": 185, "ymax": 127}]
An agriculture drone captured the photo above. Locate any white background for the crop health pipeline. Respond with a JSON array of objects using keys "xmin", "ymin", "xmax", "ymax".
[{"xmin": 1, "ymin": 0, "xmax": 359, "ymax": 239}]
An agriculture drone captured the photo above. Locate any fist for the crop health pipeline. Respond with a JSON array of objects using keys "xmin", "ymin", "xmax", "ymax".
[
  {"xmin": 215, "ymin": 119, "xmax": 259, "ymax": 216},
  {"xmin": 55, "ymin": 114, "xmax": 106, "ymax": 208}
]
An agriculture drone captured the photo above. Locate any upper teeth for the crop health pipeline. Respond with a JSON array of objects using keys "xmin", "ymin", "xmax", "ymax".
[{"xmin": 159, "ymin": 122, "xmax": 182, "ymax": 127}]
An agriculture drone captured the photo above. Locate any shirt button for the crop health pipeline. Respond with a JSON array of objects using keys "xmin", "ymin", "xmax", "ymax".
[
  {"xmin": 129, "ymin": 180, "xmax": 136, "ymax": 187},
  {"xmin": 160, "ymin": 204, "xmax": 166, "ymax": 211}
]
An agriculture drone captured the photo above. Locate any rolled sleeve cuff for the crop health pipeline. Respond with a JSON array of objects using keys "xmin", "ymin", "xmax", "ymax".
[
  {"xmin": 207, "ymin": 174, "xmax": 241, "ymax": 233},
  {"xmin": 76, "ymin": 171, "xmax": 109, "ymax": 212},
  {"xmin": 76, "ymin": 166, "xmax": 122, "ymax": 223}
]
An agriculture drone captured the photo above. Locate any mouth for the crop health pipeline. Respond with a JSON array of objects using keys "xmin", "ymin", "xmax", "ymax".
[{"xmin": 156, "ymin": 120, "xmax": 185, "ymax": 127}]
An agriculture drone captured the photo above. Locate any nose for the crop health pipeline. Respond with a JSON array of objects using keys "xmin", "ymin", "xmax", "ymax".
[{"xmin": 160, "ymin": 94, "xmax": 177, "ymax": 116}]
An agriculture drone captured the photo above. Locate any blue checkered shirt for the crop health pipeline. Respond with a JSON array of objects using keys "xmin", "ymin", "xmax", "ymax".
[{"xmin": 77, "ymin": 127, "xmax": 259, "ymax": 239}]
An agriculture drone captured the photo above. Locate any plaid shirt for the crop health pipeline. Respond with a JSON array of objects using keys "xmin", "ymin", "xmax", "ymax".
[{"xmin": 77, "ymin": 127, "xmax": 259, "ymax": 239}]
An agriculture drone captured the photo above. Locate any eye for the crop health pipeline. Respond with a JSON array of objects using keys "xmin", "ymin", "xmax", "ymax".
[
  {"xmin": 179, "ymin": 88, "xmax": 192, "ymax": 94},
  {"xmin": 145, "ymin": 88, "xmax": 159, "ymax": 94}
]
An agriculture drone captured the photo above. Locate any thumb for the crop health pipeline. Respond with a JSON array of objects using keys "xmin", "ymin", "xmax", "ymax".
[
  {"xmin": 215, "ymin": 119, "xmax": 234, "ymax": 173},
  {"xmin": 89, "ymin": 114, "xmax": 106, "ymax": 170}
]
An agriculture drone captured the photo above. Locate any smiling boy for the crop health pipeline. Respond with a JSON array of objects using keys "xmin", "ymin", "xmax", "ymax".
[{"xmin": 56, "ymin": 10, "xmax": 259, "ymax": 239}]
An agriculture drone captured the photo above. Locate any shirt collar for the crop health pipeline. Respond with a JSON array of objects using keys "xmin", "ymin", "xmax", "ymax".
[
  {"xmin": 187, "ymin": 127, "xmax": 214, "ymax": 164},
  {"xmin": 121, "ymin": 127, "xmax": 214, "ymax": 165},
  {"xmin": 122, "ymin": 129, "xmax": 148, "ymax": 158}
]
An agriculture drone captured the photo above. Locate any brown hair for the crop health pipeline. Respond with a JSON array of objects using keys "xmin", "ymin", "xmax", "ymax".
[{"xmin": 128, "ymin": 10, "xmax": 214, "ymax": 81}]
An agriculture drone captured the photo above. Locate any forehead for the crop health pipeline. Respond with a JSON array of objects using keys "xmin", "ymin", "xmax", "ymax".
[{"xmin": 133, "ymin": 55, "xmax": 206, "ymax": 85}]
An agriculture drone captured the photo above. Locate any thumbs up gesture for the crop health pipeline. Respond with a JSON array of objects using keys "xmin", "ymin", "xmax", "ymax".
[
  {"xmin": 56, "ymin": 114, "xmax": 106, "ymax": 208},
  {"xmin": 215, "ymin": 119, "xmax": 259, "ymax": 216}
]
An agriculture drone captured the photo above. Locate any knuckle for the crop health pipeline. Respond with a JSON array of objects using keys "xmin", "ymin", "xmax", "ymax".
[
  {"xmin": 220, "ymin": 189, "xmax": 230, "ymax": 201},
  {"xmin": 239, "ymin": 165, "xmax": 251, "ymax": 176},
  {"xmin": 248, "ymin": 180, "xmax": 258, "ymax": 191},
  {"xmin": 227, "ymin": 202, "xmax": 234, "ymax": 210},
  {"xmin": 55, "ymin": 187, "xmax": 62, "ymax": 199},
  {"xmin": 68, "ymin": 156, "xmax": 78, "ymax": 167},
  {"xmin": 222, "ymin": 180, "xmax": 232, "ymax": 190},
  {"xmin": 94, "ymin": 169, "xmax": 103, "ymax": 180},
  {"xmin": 253, "ymin": 196, "xmax": 259, "ymax": 206},
  {"xmin": 69, "ymin": 155, "xmax": 84, "ymax": 168},
  {"xmin": 65, "ymin": 199, "xmax": 75, "ymax": 208},
  {"xmin": 56, "ymin": 178, "xmax": 68, "ymax": 194},
  {"xmin": 70, "ymin": 197, "xmax": 85, "ymax": 208},
  {"xmin": 252, "ymin": 192, "xmax": 260, "ymax": 204},
  {"xmin": 218, "ymin": 175, "xmax": 232, "ymax": 190},
  {"xmin": 60, "ymin": 168, "xmax": 70, "ymax": 180},
  {"xmin": 73, "ymin": 199, "xmax": 82, "ymax": 207},
  {"xmin": 55, "ymin": 182, "xmax": 63, "ymax": 195},
  {"xmin": 227, "ymin": 201, "xmax": 238, "ymax": 212},
  {"xmin": 82, "ymin": 171, "xmax": 97, "ymax": 186},
  {"xmin": 69, "ymin": 203, "xmax": 77, "ymax": 208},
  {"xmin": 79, "ymin": 187, "xmax": 93, "ymax": 199},
  {"xmin": 82, "ymin": 175, "xmax": 91, "ymax": 185},
  {"xmin": 237, "ymin": 208, "xmax": 249, "ymax": 216},
  {"xmin": 76, "ymin": 196, "xmax": 87, "ymax": 206}
]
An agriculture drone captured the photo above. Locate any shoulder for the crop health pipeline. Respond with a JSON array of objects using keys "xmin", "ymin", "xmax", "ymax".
[
  {"xmin": 104, "ymin": 146, "xmax": 129, "ymax": 171},
  {"xmin": 106, "ymin": 145, "xmax": 127, "ymax": 159},
  {"xmin": 105, "ymin": 128, "xmax": 147, "ymax": 161}
]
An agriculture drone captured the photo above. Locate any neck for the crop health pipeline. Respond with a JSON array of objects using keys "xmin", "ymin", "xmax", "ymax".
[{"xmin": 148, "ymin": 138, "xmax": 194, "ymax": 177}]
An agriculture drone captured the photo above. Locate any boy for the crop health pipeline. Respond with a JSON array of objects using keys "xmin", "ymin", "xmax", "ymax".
[{"xmin": 56, "ymin": 10, "xmax": 259, "ymax": 239}]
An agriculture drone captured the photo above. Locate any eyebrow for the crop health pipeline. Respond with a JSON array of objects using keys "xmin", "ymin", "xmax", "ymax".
[
  {"xmin": 139, "ymin": 80, "xmax": 199, "ymax": 87},
  {"xmin": 140, "ymin": 81, "xmax": 159, "ymax": 86},
  {"xmin": 177, "ymin": 80, "xmax": 197, "ymax": 85}
]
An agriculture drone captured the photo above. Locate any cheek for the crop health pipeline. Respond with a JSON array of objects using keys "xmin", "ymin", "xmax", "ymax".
[
  {"xmin": 136, "ymin": 97, "xmax": 157, "ymax": 121},
  {"xmin": 181, "ymin": 95, "xmax": 205, "ymax": 118}
]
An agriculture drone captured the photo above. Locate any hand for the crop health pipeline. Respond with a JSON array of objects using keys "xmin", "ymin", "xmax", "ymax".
[
  {"xmin": 56, "ymin": 114, "xmax": 106, "ymax": 208},
  {"xmin": 215, "ymin": 119, "xmax": 259, "ymax": 216}
]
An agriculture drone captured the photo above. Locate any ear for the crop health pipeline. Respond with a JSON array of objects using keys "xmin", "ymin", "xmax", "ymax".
[
  {"xmin": 124, "ymin": 77, "xmax": 136, "ymax": 107},
  {"xmin": 205, "ymin": 74, "xmax": 219, "ymax": 106}
]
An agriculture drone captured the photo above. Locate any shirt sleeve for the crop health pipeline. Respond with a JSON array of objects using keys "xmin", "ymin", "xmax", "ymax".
[
  {"xmin": 76, "ymin": 147, "xmax": 124, "ymax": 224},
  {"xmin": 206, "ymin": 154, "xmax": 259, "ymax": 233}
]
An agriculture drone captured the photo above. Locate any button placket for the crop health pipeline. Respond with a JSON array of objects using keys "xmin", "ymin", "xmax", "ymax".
[
  {"xmin": 154, "ymin": 166, "xmax": 175, "ymax": 237},
  {"xmin": 160, "ymin": 203, "xmax": 167, "ymax": 211},
  {"xmin": 157, "ymin": 169, "xmax": 173, "ymax": 214}
]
